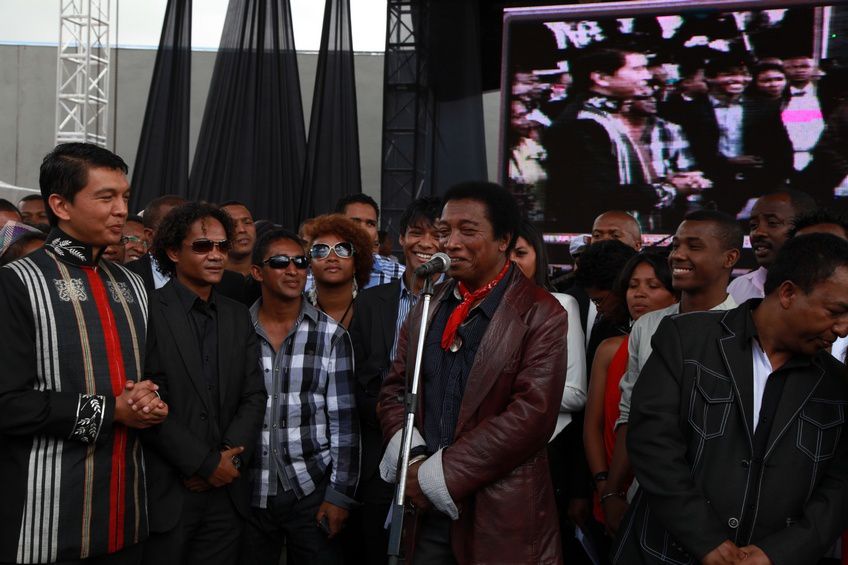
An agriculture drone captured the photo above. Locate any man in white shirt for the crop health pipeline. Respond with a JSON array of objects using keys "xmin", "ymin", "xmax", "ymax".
[
  {"xmin": 783, "ymin": 55, "xmax": 825, "ymax": 171},
  {"xmin": 615, "ymin": 233, "xmax": 848, "ymax": 565},
  {"xmin": 727, "ymin": 190, "xmax": 816, "ymax": 304},
  {"xmin": 602, "ymin": 210, "xmax": 742, "ymax": 533}
]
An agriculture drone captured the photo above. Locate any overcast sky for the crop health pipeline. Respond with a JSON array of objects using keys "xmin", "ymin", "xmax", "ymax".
[{"xmin": 0, "ymin": 0, "xmax": 387, "ymax": 52}]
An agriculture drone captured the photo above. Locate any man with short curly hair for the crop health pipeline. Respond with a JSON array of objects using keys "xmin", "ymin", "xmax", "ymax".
[{"xmin": 141, "ymin": 202, "xmax": 267, "ymax": 565}]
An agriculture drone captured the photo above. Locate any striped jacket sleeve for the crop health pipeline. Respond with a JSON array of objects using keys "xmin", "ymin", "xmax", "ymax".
[{"xmin": 0, "ymin": 265, "xmax": 114, "ymax": 442}]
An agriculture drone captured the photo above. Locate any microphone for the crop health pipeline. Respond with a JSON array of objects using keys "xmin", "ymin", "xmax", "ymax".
[{"xmin": 414, "ymin": 252, "xmax": 451, "ymax": 276}]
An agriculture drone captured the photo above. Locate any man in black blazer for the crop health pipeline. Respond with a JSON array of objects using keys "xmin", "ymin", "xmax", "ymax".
[
  {"xmin": 344, "ymin": 196, "xmax": 442, "ymax": 564},
  {"xmin": 672, "ymin": 56, "xmax": 793, "ymax": 216},
  {"xmin": 126, "ymin": 194, "xmax": 249, "ymax": 303},
  {"xmin": 614, "ymin": 233, "xmax": 848, "ymax": 565},
  {"xmin": 141, "ymin": 202, "xmax": 267, "ymax": 565}
]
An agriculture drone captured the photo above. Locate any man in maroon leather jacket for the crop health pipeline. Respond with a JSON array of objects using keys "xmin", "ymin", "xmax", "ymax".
[{"xmin": 377, "ymin": 182, "xmax": 568, "ymax": 564}]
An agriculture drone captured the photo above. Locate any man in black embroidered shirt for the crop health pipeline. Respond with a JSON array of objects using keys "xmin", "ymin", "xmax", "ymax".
[
  {"xmin": 545, "ymin": 48, "xmax": 657, "ymax": 232},
  {"xmin": 0, "ymin": 143, "xmax": 167, "ymax": 564},
  {"xmin": 616, "ymin": 233, "xmax": 848, "ymax": 565},
  {"xmin": 141, "ymin": 203, "xmax": 266, "ymax": 565}
]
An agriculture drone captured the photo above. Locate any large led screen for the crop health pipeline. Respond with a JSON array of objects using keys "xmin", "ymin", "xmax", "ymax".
[{"xmin": 500, "ymin": 0, "xmax": 848, "ymax": 236}]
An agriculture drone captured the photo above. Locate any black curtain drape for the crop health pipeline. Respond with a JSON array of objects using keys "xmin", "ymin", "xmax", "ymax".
[
  {"xmin": 297, "ymin": 0, "xmax": 361, "ymax": 224},
  {"xmin": 428, "ymin": 0, "xmax": 488, "ymax": 194},
  {"xmin": 190, "ymin": 0, "xmax": 306, "ymax": 229},
  {"xmin": 130, "ymin": 0, "xmax": 192, "ymax": 213}
]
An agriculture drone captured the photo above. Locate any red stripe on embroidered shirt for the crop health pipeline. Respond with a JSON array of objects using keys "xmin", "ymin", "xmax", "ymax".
[{"xmin": 83, "ymin": 267, "xmax": 127, "ymax": 553}]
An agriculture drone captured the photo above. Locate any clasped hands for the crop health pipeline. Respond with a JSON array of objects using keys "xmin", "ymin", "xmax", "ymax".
[
  {"xmin": 115, "ymin": 380, "xmax": 168, "ymax": 429},
  {"xmin": 703, "ymin": 540, "xmax": 772, "ymax": 565}
]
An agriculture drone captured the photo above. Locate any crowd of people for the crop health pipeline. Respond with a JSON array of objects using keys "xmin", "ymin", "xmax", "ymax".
[
  {"xmin": 3, "ymin": 140, "xmax": 848, "ymax": 565},
  {"xmin": 509, "ymin": 39, "xmax": 848, "ymax": 233}
]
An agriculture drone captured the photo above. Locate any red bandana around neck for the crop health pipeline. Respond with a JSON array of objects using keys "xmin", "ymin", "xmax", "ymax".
[{"xmin": 441, "ymin": 261, "xmax": 511, "ymax": 350}]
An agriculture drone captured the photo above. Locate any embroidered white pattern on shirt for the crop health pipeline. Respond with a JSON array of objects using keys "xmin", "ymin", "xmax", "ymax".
[
  {"xmin": 54, "ymin": 279, "xmax": 88, "ymax": 302},
  {"xmin": 106, "ymin": 281, "xmax": 134, "ymax": 303},
  {"xmin": 48, "ymin": 238, "xmax": 86, "ymax": 261}
]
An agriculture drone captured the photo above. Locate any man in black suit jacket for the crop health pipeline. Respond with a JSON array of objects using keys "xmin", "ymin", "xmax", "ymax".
[
  {"xmin": 126, "ymin": 194, "xmax": 251, "ymax": 303},
  {"xmin": 141, "ymin": 203, "xmax": 266, "ymax": 565},
  {"xmin": 127, "ymin": 250, "xmax": 250, "ymax": 303},
  {"xmin": 672, "ymin": 57, "xmax": 793, "ymax": 216},
  {"xmin": 345, "ymin": 196, "xmax": 442, "ymax": 564},
  {"xmin": 614, "ymin": 233, "xmax": 848, "ymax": 565}
]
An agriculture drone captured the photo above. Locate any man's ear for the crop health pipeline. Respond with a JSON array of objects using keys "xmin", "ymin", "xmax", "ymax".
[
  {"xmin": 48, "ymin": 193, "xmax": 71, "ymax": 222},
  {"xmin": 590, "ymin": 70, "xmax": 609, "ymax": 88},
  {"xmin": 250, "ymin": 264, "xmax": 264, "ymax": 283},
  {"xmin": 499, "ymin": 233, "xmax": 512, "ymax": 254},
  {"xmin": 165, "ymin": 247, "xmax": 181, "ymax": 265},
  {"xmin": 724, "ymin": 248, "xmax": 741, "ymax": 270},
  {"xmin": 777, "ymin": 280, "xmax": 798, "ymax": 310}
]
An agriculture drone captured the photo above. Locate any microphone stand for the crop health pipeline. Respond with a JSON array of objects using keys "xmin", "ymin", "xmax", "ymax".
[{"xmin": 387, "ymin": 273, "xmax": 436, "ymax": 565}]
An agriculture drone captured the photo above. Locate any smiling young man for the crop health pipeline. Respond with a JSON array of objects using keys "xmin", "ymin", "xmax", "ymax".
[
  {"xmin": 616, "ymin": 233, "xmax": 848, "ymax": 565},
  {"xmin": 602, "ymin": 210, "xmax": 741, "ymax": 533},
  {"xmin": 141, "ymin": 203, "xmax": 266, "ymax": 565},
  {"xmin": 346, "ymin": 196, "xmax": 442, "ymax": 564},
  {"xmin": 377, "ymin": 182, "xmax": 568, "ymax": 564},
  {"xmin": 727, "ymin": 190, "xmax": 816, "ymax": 304},
  {"xmin": 242, "ymin": 228, "xmax": 359, "ymax": 565},
  {"xmin": 0, "ymin": 143, "xmax": 167, "ymax": 564},
  {"xmin": 122, "ymin": 215, "xmax": 148, "ymax": 263}
]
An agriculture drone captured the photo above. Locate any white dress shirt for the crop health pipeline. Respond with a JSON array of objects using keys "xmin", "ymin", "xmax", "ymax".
[
  {"xmin": 751, "ymin": 338, "xmax": 773, "ymax": 431},
  {"xmin": 783, "ymin": 83, "xmax": 825, "ymax": 171}
]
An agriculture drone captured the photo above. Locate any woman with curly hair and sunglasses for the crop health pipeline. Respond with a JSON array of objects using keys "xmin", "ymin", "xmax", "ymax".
[{"xmin": 302, "ymin": 214, "xmax": 374, "ymax": 328}]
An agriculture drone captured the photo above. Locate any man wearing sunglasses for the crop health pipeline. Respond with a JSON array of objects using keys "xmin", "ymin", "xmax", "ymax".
[
  {"xmin": 126, "ymin": 196, "xmax": 248, "ymax": 303},
  {"xmin": 241, "ymin": 228, "xmax": 359, "ymax": 565},
  {"xmin": 141, "ymin": 202, "xmax": 267, "ymax": 565}
]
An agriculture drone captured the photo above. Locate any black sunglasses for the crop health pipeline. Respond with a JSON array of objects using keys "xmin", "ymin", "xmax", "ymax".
[
  {"xmin": 309, "ymin": 242, "xmax": 354, "ymax": 260},
  {"xmin": 263, "ymin": 254, "xmax": 310, "ymax": 270},
  {"xmin": 190, "ymin": 239, "xmax": 232, "ymax": 254}
]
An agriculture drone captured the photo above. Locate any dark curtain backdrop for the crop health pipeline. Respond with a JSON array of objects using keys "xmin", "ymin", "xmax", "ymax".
[
  {"xmin": 190, "ymin": 0, "xmax": 306, "ymax": 229},
  {"xmin": 298, "ymin": 0, "xmax": 361, "ymax": 224},
  {"xmin": 130, "ymin": 0, "xmax": 192, "ymax": 213},
  {"xmin": 427, "ymin": 0, "xmax": 487, "ymax": 194}
]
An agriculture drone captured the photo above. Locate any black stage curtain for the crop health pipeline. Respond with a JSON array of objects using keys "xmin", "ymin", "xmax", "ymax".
[
  {"xmin": 428, "ymin": 0, "xmax": 488, "ymax": 194},
  {"xmin": 298, "ymin": 0, "xmax": 361, "ymax": 224},
  {"xmin": 130, "ymin": 0, "xmax": 192, "ymax": 213},
  {"xmin": 190, "ymin": 0, "xmax": 306, "ymax": 229}
]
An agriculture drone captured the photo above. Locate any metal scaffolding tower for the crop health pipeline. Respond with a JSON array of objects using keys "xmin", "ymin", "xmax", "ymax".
[
  {"xmin": 380, "ymin": 0, "xmax": 433, "ymax": 233},
  {"xmin": 55, "ymin": 0, "xmax": 111, "ymax": 147}
]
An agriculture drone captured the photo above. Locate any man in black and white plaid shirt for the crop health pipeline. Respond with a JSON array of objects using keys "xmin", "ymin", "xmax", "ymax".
[{"xmin": 241, "ymin": 227, "xmax": 360, "ymax": 564}]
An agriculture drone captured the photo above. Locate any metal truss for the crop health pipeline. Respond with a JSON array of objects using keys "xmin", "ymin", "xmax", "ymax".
[
  {"xmin": 55, "ymin": 0, "xmax": 111, "ymax": 147},
  {"xmin": 380, "ymin": 0, "xmax": 434, "ymax": 234}
]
